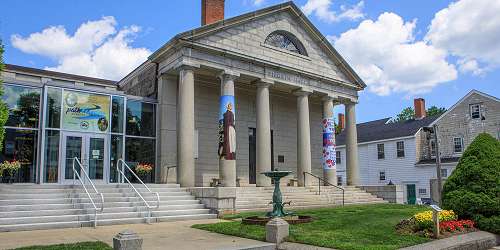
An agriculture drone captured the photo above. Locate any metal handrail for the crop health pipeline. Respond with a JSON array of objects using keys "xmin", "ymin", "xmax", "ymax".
[
  {"xmin": 72, "ymin": 157, "xmax": 104, "ymax": 228},
  {"xmin": 117, "ymin": 159, "xmax": 160, "ymax": 223},
  {"xmin": 303, "ymin": 172, "xmax": 345, "ymax": 206}
]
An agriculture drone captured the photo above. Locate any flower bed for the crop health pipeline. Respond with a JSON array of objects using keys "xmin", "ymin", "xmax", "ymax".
[{"xmin": 396, "ymin": 209, "xmax": 476, "ymax": 238}]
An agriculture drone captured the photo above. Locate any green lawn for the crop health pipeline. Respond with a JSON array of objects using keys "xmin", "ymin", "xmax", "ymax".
[
  {"xmin": 192, "ymin": 204, "xmax": 431, "ymax": 250},
  {"xmin": 12, "ymin": 241, "xmax": 111, "ymax": 250}
]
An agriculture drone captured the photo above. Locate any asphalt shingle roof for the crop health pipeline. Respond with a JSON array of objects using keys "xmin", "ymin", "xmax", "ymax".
[{"xmin": 336, "ymin": 115, "xmax": 439, "ymax": 146}]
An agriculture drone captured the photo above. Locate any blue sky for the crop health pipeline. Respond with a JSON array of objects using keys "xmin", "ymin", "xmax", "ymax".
[{"xmin": 1, "ymin": 0, "xmax": 499, "ymax": 123}]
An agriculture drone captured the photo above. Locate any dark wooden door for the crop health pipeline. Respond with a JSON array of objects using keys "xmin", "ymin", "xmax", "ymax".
[
  {"xmin": 249, "ymin": 128, "xmax": 256, "ymax": 184},
  {"xmin": 248, "ymin": 128, "xmax": 274, "ymax": 184}
]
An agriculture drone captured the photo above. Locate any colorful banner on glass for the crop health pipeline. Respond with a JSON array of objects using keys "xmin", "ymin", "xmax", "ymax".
[
  {"xmin": 218, "ymin": 95, "xmax": 236, "ymax": 160},
  {"xmin": 322, "ymin": 117, "xmax": 336, "ymax": 170},
  {"xmin": 62, "ymin": 90, "xmax": 110, "ymax": 132}
]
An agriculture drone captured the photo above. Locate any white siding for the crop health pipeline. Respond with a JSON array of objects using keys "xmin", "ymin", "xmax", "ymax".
[{"xmin": 336, "ymin": 137, "xmax": 454, "ymax": 202}]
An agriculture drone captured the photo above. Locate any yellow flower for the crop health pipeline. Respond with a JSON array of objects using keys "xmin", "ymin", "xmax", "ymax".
[{"xmin": 413, "ymin": 210, "xmax": 456, "ymax": 223}]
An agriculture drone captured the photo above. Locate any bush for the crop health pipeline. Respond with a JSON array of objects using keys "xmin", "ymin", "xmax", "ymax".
[{"xmin": 442, "ymin": 133, "xmax": 500, "ymax": 234}]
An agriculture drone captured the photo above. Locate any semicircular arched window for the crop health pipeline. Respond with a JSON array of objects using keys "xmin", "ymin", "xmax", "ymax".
[{"xmin": 264, "ymin": 31, "xmax": 307, "ymax": 56}]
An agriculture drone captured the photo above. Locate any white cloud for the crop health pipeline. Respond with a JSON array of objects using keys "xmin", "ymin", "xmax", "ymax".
[
  {"xmin": 301, "ymin": 0, "xmax": 365, "ymax": 23},
  {"xmin": 253, "ymin": 0, "xmax": 265, "ymax": 6},
  {"xmin": 426, "ymin": 0, "xmax": 500, "ymax": 74},
  {"xmin": 334, "ymin": 12, "xmax": 457, "ymax": 96},
  {"xmin": 11, "ymin": 16, "xmax": 150, "ymax": 80}
]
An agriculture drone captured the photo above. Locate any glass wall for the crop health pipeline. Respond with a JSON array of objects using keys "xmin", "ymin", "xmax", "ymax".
[
  {"xmin": 0, "ymin": 84, "xmax": 41, "ymax": 183},
  {"xmin": 124, "ymin": 100, "xmax": 156, "ymax": 183}
]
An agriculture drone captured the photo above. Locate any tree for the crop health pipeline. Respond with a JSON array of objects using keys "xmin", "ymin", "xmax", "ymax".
[
  {"xmin": 427, "ymin": 105, "xmax": 447, "ymax": 117},
  {"xmin": 392, "ymin": 106, "xmax": 447, "ymax": 123},
  {"xmin": 442, "ymin": 133, "xmax": 500, "ymax": 234},
  {"xmin": 0, "ymin": 40, "xmax": 10, "ymax": 150},
  {"xmin": 394, "ymin": 107, "xmax": 415, "ymax": 122}
]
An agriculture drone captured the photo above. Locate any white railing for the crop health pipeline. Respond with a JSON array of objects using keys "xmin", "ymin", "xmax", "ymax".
[
  {"xmin": 72, "ymin": 157, "xmax": 104, "ymax": 228},
  {"xmin": 116, "ymin": 159, "xmax": 160, "ymax": 223}
]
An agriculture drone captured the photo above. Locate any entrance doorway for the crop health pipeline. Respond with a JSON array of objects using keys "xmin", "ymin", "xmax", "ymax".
[
  {"xmin": 406, "ymin": 184, "xmax": 416, "ymax": 205},
  {"xmin": 61, "ymin": 132, "xmax": 108, "ymax": 184},
  {"xmin": 248, "ymin": 128, "xmax": 274, "ymax": 184}
]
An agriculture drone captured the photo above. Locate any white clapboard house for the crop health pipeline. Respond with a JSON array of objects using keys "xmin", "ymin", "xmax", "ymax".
[{"xmin": 335, "ymin": 90, "xmax": 500, "ymax": 204}]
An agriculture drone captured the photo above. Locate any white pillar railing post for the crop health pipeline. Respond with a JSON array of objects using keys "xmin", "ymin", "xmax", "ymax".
[
  {"xmin": 177, "ymin": 65, "xmax": 197, "ymax": 187},
  {"xmin": 294, "ymin": 88, "xmax": 313, "ymax": 187},
  {"xmin": 345, "ymin": 100, "xmax": 360, "ymax": 186},
  {"xmin": 255, "ymin": 79, "xmax": 273, "ymax": 187},
  {"xmin": 218, "ymin": 70, "xmax": 240, "ymax": 187}
]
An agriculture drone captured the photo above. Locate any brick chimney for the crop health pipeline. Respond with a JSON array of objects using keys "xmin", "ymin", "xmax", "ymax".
[
  {"xmin": 414, "ymin": 98, "xmax": 426, "ymax": 120},
  {"xmin": 338, "ymin": 113, "xmax": 345, "ymax": 131},
  {"xmin": 201, "ymin": 0, "xmax": 225, "ymax": 26}
]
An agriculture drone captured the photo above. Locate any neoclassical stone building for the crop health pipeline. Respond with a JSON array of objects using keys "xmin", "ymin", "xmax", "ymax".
[{"xmin": 120, "ymin": 0, "xmax": 365, "ymax": 187}]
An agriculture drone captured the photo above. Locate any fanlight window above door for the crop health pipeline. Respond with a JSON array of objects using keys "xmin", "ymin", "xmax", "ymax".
[{"xmin": 264, "ymin": 31, "xmax": 307, "ymax": 56}]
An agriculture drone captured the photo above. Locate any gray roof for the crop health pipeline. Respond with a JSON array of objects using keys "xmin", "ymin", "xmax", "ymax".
[
  {"xmin": 336, "ymin": 115, "xmax": 439, "ymax": 146},
  {"xmin": 4, "ymin": 64, "xmax": 116, "ymax": 86}
]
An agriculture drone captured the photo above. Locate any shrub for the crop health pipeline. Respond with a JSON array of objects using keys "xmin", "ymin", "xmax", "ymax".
[{"xmin": 442, "ymin": 133, "xmax": 500, "ymax": 234}]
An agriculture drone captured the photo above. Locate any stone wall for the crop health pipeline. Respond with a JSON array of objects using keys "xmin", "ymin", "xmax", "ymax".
[
  {"xmin": 434, "ymin": 92, "xmax": 500, "ymax": 159},
  {"xmin": 120, "ymin": 62, "xmax": 157, "ymax": 98},
  {"xmin": 359, "ymin": 185, "xmax": 404, "ymax": 204}
]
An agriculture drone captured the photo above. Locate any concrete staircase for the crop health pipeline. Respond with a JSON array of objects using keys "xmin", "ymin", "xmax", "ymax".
[
  {"xmin": 235, "ymin": 186, "xmax": 387, "ymax": 212},
  {"xmin": 0, "ymin": 184, "xmax": 216, "ymax": 232}
]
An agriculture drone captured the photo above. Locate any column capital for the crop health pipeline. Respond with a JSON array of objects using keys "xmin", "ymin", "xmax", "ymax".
[
  {"xmin": 293, "ymin": 87, "xmax": 313, "ymax": 96},
  {"xmin": 321, "ymin": 94, "xmax": 340, "ymax": 103},
  {"xmin": 340, "ymin": 96, "xmax": 359, "ymax": 105},
  {"xmin": 253, "ymin": 78, "xmax": 274, "ymax": 88},
  {"xmin": 217, "ymin": 69, "xmax": 240, "ymax": 81},
  {"xmin": 175, "ymin": 60, "xmax": 201, "ymax": 72}
]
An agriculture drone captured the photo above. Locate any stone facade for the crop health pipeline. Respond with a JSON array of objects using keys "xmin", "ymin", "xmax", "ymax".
[{"xmin": 119, "ymin": 2, "xmax": 364, "ymax": 187}]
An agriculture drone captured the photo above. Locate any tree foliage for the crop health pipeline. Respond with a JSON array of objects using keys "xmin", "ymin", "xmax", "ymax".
[
  {"xmin": 393, "ymin": 106, "xmax": 447, "ymax": 123},
  {"xmin": 442, "ymin": 133, "xmax": 500, "ymax": 234},
  {"xmin": 0, "ymin": 40, "xmax": 10, "ymax": 151},
  {"xmin": 426, "ymin": 105, "xmax": 447, "ymax": 117}
]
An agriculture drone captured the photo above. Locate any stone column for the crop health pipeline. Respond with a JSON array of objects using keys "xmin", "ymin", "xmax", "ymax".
[
  {"xmin": 345, "ymin": 100, "xmax": 360, "ymax": 186},
  {"xmin": 218, "ymin": 71, "xmax": 240, "ymax": 187},
  {"xmin": 295, "ymin": 89, "xmax": 312, "ymax": 187},
  {"xmin": 322, "ymin": 96, "xmax": 337, "ymax": 185},
  {"xmin": 177, "ymin": 67, "xmax": 196, "ymax": 187},
  {"xmin": 256, "ymin": 79, "xmax": 273, "ymax": 187}
]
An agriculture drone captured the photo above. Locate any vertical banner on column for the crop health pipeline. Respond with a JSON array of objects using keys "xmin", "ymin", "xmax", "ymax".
[
  {"xmin": 218, "ymin": 95, "xmax": 236, "ymax": 160},
  {"xmin": 322, "ymin": 117, "xmax": 336, "ymax": 170}
]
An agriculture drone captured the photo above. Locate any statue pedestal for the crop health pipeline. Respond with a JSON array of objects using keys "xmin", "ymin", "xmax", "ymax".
[{"xmin": 265, "ymin": 218, "xmax": 289, "ymax": 244}]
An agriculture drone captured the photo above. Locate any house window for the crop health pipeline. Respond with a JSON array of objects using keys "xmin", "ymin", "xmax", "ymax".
[
  {"xmin": 470, "ymin": 104, "xmax": 481, "ymax": 119},
  {"xmin": 418, "ymin": 188, "xmax": 427, "ymax": 195},
  {"xmin": 453, "ymin": 137, "xmax": 463, "ymax": 153},
  {"xmin": 396, "ymin": 141, "xmax": 405, "ymax": 158},
  {"xmin": 430, "ymin": 139, "xmax": 436, "ymax": 156},
  {"xmin": 337, "ymin": 176, "xmax": 343, "ymax": 186},
  {"xmin": 336, "ymin": 151, "xmax": 341, "ymax": 164},
  {"xmin": 441, "ymin": 169, "xmax": 448, "ymax": 178},
  {"xmin": 377, "ymin": 144, "xmax": 385, "ymax": 159},
  {"xmin": 379, "ymin": 171, "xmax": 386, "ymax": 181}
]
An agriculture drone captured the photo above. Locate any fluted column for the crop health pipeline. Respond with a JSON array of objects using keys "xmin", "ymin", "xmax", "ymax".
[
  {"xmin": 218, "ymin": 71, "xmax": 240, "ymax": 187},
  {"xmin": 256, "ymin": 79, "xmax": 273, "ymax": 187},
  {"xmin": 177, "ymin": 66, "xmax": 196, "ymax": 187},
  {"xmin": 295, "ymin": 89, "xmax": 313, "ymax": 187},
  {"xmin": 345, "ymin": 101, "xmax": 360, "ymax": 186},
  {"xmin": 322, "ymin": 96, "xmax": 337, "ymax": 185}
]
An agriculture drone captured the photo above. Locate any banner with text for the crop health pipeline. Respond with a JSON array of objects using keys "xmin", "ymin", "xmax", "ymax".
[{"xmin": 62, "ymin": 90, "xmax": 110, "ymax": 132}]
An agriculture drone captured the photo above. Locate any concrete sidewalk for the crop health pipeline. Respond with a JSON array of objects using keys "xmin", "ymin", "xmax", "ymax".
[{"xmin": 0, "ymin": 219, "xmax": 274, "ymax": 250}]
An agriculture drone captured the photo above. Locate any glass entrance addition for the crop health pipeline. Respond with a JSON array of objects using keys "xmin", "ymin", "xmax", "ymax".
[{"xmin": 61, "ymin": 132, "xmax": 108, "ymax": 183}]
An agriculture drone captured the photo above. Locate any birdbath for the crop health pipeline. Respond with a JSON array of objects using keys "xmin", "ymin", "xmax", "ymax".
[{"xmin": 261, "ymin": 170, "xmax": 293, "ymax": 218}]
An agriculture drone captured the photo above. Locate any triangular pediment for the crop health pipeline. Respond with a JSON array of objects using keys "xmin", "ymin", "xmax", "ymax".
[{"xmin": 152, "ymin": 2, "xmax": 365, "ymax": 89}]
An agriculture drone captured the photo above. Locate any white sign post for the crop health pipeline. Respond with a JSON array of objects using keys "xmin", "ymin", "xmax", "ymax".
[{"xmin": 430, "ymin": 205, "xmax": 442, "ymax": 238}]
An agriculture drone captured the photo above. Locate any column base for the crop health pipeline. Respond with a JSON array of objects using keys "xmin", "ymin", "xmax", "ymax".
[
  {"xmin": 323, "ymin": 169, "xmax": 337, "ymax": 186},
  {"xmin": 219, "ymin": 159, "xmax": 236, "ymax": 187}
]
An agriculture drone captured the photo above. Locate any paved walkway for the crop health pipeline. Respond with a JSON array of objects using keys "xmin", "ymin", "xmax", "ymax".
[{"xmin": 0, "ymin": 219, "xmax": 274, "ymax": 250}]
